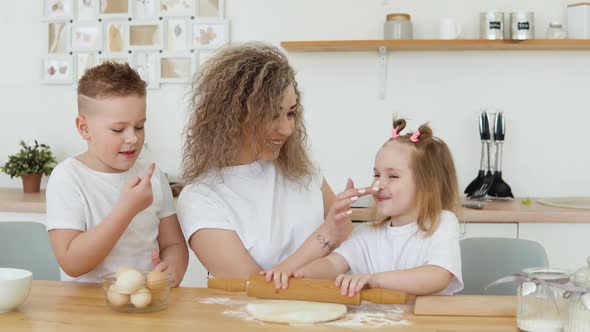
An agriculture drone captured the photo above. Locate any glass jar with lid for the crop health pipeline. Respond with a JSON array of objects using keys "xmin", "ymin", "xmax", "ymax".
[
  {"xmin": 517, "ymin": 267, "xmax": 571, "ymax": 332},
  {"xmin": 566, "ymin": 257, "xmax": 590, "ymax": 332},
  {"xmin": 383, "ymin": 13, "xmax": 413, "ymax": 40},
  {"xmin": 546, "ymin": 21, "xmax": 567, "ymax": 39}
]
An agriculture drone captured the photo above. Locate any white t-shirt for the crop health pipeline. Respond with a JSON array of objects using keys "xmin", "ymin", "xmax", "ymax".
[
  {"xmin": 334, "ymin": 210, "xmax": 463, "ymax": 295},
  {"xmin": 177, "ymin": 161, "xmax": 324, "ymax": 272},
  {"xmin": 45, "ymin": 157, "xmax": 176, "ymax": 283}
]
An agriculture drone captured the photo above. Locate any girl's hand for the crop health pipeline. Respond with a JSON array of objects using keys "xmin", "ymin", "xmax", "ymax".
[
  {"xmin": 259, "ymin": 269, "xmax": 294, "ymax": 289},
  {"xmin": 152, "ymin": 249, "xmax": 180, "ymax": 287},
  {"xmin": 335, "ymin": 273, "xmax": 374, "ymax": 297}
]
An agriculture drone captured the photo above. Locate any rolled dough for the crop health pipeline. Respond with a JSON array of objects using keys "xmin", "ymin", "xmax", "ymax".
[{"xmin": 246, "ymin": 300, "xmax": 347, "ymax": 324}]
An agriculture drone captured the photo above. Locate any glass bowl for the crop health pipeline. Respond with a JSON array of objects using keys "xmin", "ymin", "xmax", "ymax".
[{"xmin": 101, "ymin": 270, "xmax": 171, "ymax": 313}]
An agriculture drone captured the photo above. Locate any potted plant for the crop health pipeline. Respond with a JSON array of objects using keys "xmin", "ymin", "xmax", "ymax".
[{"xmin": 0, "ymin": 140, "xmax": 57, "ymax": 193}]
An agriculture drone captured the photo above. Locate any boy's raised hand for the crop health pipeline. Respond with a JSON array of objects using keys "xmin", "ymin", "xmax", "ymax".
[{"xmin": 120, "ymin": 163, "xmax": 155, "ymax": 216}]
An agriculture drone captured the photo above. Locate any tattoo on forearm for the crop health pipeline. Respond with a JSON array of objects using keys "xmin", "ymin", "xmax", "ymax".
[{"xmin": 316, "ymin": 234, "xmax": 335, "ymax": 251}]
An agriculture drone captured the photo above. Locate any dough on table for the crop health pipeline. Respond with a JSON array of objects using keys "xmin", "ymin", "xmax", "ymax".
[{"xmin": 246, "ymin": 300, "xmax": 347, "ymax": 324}]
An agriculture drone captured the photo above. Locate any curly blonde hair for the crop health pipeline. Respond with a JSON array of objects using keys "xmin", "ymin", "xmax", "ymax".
[
  {"xmin": 372, "ymin": 119, "xmax": 461, "ymax": 236},
  {"xmin": 182, "ymin": 42, "xmax": 313, "ymax": 184}
]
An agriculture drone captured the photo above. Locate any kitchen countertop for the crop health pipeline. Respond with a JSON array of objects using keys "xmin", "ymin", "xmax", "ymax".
[
  {"xmin": 0, "ymin": 280, "xmax": 518, "ymax": 332},
  {"xmin": 1, "ymin": 187, "xmax": 590, "ymax": 223}
]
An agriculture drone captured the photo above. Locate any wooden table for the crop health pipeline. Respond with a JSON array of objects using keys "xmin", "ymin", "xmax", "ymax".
[{"xmin": 0, "ymin": 281, "xmax": 518, "ymax": 331}]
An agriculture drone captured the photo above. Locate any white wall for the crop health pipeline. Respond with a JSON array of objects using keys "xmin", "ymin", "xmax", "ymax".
[{"xmin": 1, "ymin": 0, "xmax": 589, "ymax": 198}]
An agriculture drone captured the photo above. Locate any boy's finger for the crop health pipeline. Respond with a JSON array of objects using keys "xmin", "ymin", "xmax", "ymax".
[
  {"xmin": 151, "ymin": 249, "xmax": 161, "ymax": 268},
  {"xmin": 125, "ymin": 176, "xmax": 141, "ymax": 190},
  {"xmin": 345, "ymin": 178, "xmax": 354, "ymax": 190},
  {"xmin": 153, "ymin": 261, "xmax": 168, "ymax": 272},
  {"xmin": 140, "ymin": 163, "xmax": 156, "ymax": 185}
]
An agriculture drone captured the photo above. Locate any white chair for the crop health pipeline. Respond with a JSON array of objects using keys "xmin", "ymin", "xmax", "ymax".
[{"xmin": 0, "ymin": 222, "xmax": 60, "ymax": 280}]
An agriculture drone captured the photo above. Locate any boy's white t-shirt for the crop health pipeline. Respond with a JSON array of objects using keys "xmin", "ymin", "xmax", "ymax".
[
  {"xmin": 334, "ymin": 210, "xmax": 463, "ymax": 295},
  {"xmin": 45, "ymin": 157, "xmax": 176, "ymax": 283},
  {"xmin": 177, "ymin": 161, "xmax": 324, "ymax": 272}
]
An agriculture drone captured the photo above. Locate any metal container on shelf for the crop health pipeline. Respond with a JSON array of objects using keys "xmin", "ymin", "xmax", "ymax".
[
  {"xmin": 511, "ymin": 11, "xmax": 535, "ymax": 40},
  {"xmin": 517, "ymin": 267, "xmax": 570, "ymax": 332},
  {"xmin": 480, "ymin": 11, "xmax": 504, "ymax": 40},
  {"xmin": 384, "ymin": 13, "xmax": 413, "ymax": 40}
]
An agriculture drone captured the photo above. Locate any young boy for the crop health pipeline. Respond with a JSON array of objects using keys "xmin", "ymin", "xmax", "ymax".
[{"xmin": 46, "ymin": 62, "xmax": 188, "ymax": 286}]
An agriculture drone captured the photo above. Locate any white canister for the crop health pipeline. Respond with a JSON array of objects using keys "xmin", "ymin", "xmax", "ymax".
[
  {"xmin": 384, "ymin": 13, "xmax": 413, "ymax": 40},
  {"xmin": 567, "ymin": 3, "xmax": 590, "ymax": 39},
  {"xmin": 511, "ymin": 11, "xmax": 535, "ymax": 40},
  {"xmin": 439, "ymin": 17, "xmax": 461, "ymax": 39}
]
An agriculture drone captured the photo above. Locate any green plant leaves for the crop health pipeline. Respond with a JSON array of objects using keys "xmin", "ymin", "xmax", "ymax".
[{"xmin": 0, "ymin": 140, "xmax": 57, "ymax": 179}]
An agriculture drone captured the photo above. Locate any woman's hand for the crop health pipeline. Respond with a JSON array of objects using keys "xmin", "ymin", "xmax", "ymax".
[
  {"xmin": 335, "ymin": 273, "xmax": 374, "ymax": 297},
  {"xmin": 323, "ymin": 179, "xmax": 375, "ymax": 244}
]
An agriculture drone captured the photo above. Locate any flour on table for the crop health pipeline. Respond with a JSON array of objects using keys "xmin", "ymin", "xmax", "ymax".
[{"xmin": 198, "ymin": 297, "xmax": 412, "ymax": 328}]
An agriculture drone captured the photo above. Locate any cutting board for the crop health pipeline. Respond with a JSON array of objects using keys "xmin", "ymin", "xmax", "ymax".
[
  {"xmin": 414, "ymin": 295, "xmax": 516, "ymax": 317},
  {"xmin": 537, "ymin": 197, "xmax": 590, "ymax": 210}
]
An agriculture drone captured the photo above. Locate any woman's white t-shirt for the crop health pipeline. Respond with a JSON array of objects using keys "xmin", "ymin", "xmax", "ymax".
[
  {"xmin": 334, "ymin": 210, "xmax": 464, "ymax": 295},
  {"xmin": 45, "ymin": 158, "xmax": 176, "ymax": 283},
  {"xmin": 177, "ymin": 161, "xmax": 324, "ymax": 272}
]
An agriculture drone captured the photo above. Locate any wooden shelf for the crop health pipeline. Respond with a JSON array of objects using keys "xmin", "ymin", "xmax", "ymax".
[{"xmin": 281, "ymin": 39, "xmax": 590, "ymax": 52}]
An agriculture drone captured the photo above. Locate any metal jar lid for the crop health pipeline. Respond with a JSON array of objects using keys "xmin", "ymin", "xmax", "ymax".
[{"xmin": 522, "ymin": 267, "xmax": 571, "ymax": 283}]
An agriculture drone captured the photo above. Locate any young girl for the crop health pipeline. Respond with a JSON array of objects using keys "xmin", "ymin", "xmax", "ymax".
[{"xmin": 294, "ymin": 119, "xmax": 464, "ymax": 296}]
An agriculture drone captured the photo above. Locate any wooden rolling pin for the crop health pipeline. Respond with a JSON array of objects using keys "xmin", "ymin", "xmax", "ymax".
[
  {"xmin": 414, "ymin": 295, "xmax": 516, "ymax": 317},
  {"xmin": 208, "ymin": 275, "xmax": 407, "ymax": 305}
]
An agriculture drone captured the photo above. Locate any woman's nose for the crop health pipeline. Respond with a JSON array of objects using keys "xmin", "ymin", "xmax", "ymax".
[{"xmin": 277, "ymin": 115, "xmax": 293, "ymax": 137}]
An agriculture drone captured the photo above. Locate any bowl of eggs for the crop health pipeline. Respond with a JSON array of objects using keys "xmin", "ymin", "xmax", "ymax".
[{"xmin": 101, "ymin": 267, "xmax": 171, "ymax": 313}]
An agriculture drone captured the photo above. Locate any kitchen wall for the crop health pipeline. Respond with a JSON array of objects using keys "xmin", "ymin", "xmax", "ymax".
[{"xmin": 1, "ymin": 0, "xmax": 589, "ymax": 197}]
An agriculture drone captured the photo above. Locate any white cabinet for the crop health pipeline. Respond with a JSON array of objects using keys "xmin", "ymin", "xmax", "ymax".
[
  {"xmin": 460, "ymin": 222, "xmax": 518, "ymax": 239},
  {"xmin": 519, "ymin": 223, "xmax": 590, "ymax": 270}
]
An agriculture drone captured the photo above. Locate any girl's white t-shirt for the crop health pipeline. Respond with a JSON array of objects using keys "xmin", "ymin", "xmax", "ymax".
[
  {"xmin": 177, "ymin": 161, "xmax": 324, "ymax": 272},
  {"xmin": 45, "ymin": 158, "xmax": 176, "ymax": 283},
  {"xmin": 334, "ymin": 210, "xmax": 464, "ymax": 295}
]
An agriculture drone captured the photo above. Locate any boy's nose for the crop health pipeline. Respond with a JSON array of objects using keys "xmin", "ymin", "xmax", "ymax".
[{"xmin": 124, "ymin": 131, "xmax": 138, "ymax": 144}]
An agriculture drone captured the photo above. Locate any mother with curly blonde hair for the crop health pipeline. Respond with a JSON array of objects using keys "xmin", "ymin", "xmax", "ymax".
[{"xmin": 177, "ymin": 43, "xmax": 373, "ymax": 288}]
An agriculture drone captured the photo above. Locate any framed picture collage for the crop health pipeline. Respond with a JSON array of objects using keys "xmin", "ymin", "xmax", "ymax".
[{"xmin": 42, "ymin": 0, "xmax": 228, "ymax": 88}]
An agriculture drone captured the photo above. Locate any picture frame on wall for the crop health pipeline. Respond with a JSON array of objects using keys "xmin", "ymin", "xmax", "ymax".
[
  {"xmin": 71, "ymin": 23, "xmax": 103, "ymax": 51},
  {"xmin": 196, "ymin": 50, "xmax": 214, "ymax": 68},
  {"xmin": 133, "ymin": 0, "xmax": 158, "ymax": 19},
  {"xmin": 132, "ymin": 51, "xmax": 160, "ymax": 89},
  {"xmin": 158, "ymin": 0, "xmax": 196, "ymax": 17},
  {"xmin": 165, "ymin": 19, "xmax": 189, "ymax": 52},
  {"xmin": 99, "ymin": 0, "xmax": 132, "ymax": 19},
  {"xmin": 76, "ymin": 52, "xmax": 98, "ymax": 80},
  {"xmin": 76, "ymin": 0, "xmax": 99, "ymax": 21},
  {"xmin": 98, "ymin": 53, "xmax": 132, "ymax": 65},
  {"xmin": 42, "ymin": 55, "xmax": 74, "ymax": 84},
  {"xmin": 129, "ymin": 21, "xmax": 163, "ymax": 50},
  {"xmin": 104, "ymin": 21, "xmax": 129, "ymax": 53},
  {"xmin": 47, "ymin": 22, "xmax": 70, "ymax": 54},
  {"xmin": 190, "ymin": 19, "xmax": 229, "ymax": 50},
  {"xmin": 43, "ymin": 0, "xmax": 75, "ymax": 21},
  {"xmin": 196, "ymin": 0, "xmax": 224, "ymax": 18},
  {"xmin": 159, "ymin": 53, "xmax": 195, "ymax": 83}
]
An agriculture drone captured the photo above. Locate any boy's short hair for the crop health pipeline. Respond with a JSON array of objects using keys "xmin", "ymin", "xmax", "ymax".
[{"xmin": 78, "ymin": 62, "xmax": 146, "ymax": 100}]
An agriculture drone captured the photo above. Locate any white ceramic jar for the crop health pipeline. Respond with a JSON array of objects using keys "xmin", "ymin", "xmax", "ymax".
[{"xmin": 567, "ymin": 3, "xmax": 590, "ymax": 39}]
